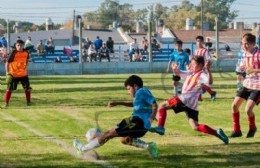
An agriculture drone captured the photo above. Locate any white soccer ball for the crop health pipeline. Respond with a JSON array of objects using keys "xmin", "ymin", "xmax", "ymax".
[{"xmin": 85, "ymin": 128, "xmax": 102, "ymax": 142}]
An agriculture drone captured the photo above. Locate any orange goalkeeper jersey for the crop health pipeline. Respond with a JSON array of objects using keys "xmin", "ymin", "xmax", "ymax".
[{"xmin": 9, "ymin": 51, "xmax": 29, "ymax": 77}]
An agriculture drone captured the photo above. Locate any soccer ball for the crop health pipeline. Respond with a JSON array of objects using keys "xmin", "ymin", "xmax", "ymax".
[{"xmin": 85, "ymin": 128, "xmax": 102, "ymax": 142}]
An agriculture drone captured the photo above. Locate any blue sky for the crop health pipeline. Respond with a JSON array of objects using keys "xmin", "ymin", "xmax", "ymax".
[{"xmin": 0, "ymin": 0, "xmax": 259, "ymax": 25}]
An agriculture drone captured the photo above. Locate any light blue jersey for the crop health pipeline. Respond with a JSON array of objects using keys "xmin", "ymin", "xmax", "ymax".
[
  {"xmin": 132, "ymin": 87, "xmax": 156, "ymax": 129},
  {"xmin": 169, "ymin": 50, "xmax": 190, "ymax": 71}
]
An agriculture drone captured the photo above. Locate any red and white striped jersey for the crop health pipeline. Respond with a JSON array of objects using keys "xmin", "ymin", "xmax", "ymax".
[
  {"xmin": 195, "ymin": 48, "xmax": 211, "ymax": 60},
  {"xmin": 179, "ymin": 70, "xmax": 209, "ymax": 110},
  {"xmin": 241, "ymin": 49, "xmax": 260, "ymax": 90}
]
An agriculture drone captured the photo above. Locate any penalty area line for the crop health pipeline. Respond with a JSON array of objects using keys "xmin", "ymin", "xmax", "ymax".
[{"xmin": 0, "ymin": 112, "xmax": 114, "ymax": 168}]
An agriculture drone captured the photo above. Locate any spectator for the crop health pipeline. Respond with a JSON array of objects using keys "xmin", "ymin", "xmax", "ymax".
[
  {"xmin": 128, "ymin": 38, "xmax": 139, "ymax": 62},
  {"xmin": 13, "ymin": 36, "xmax": 21, "ymax": 47},
  {"xmin": 151, "ymin": 39, "xmax": 160, "ymax": 51},
  {"xmin": 141, "ymin": 37, "xmax": 148, "ymax": 54},
  {"xmin": 36, "ymin": 40, "xmax": 45, "ymax": 56},
  {"xmin": 184, "ymin": 48, "xmax": 192, "ymax": 61},
  {"xmin": 0, "ymin": 45, "xmax": 8, "ymax": 63},
  {"xmin": 94, "ymin": 36, "xmax": 103, "ymax": 52},
  {"xmin": 1, "ymin": 37, "xmax": 8, "ymax": 48},
  {"xmin": 54, "ymin": 56, "xmax": 62, "ymax": 63},
  {"xmin": 83, "ymin": 37, "xmax": 92, "ymax": 50},
  {"xmin": 45, "ymin": 37, "xmax": 55, "ymax": 54},
  {"xmin": 63, "ymin": 46, "xmax": 73, "ymax": 56},
  {"xmin": 25, "ymin": 36, "xmax": 35, "ymax": 53},
  {"xmin": 99, "ymin": 42, "xmax": 110, "ymax": 62},
  {"xmin": 106, "ymin": 37, "xmax": 114, "ymax": 53},
  {"xmin": 88, "ymin": 44, "xmax": 97, "ymax": 62},
  {"xmin": 132, "ymin": 48, "xmax": 143, "ymax": 62}
]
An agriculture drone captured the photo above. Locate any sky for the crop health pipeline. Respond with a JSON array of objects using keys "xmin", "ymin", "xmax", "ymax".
[{"xmin": 0, "ymin": 0, "xmax": 259, "ymax": 26}]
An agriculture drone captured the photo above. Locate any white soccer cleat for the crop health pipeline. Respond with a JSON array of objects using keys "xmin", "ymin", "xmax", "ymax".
[{"xmin": 73, "ymin": 139, "xmax": 84, "ymax": 155}]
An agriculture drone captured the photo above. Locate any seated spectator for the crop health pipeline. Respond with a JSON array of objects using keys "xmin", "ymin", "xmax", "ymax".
[
  {"xmin": 128, "ymin": 38, "xmax": 139, "ymax": 62},
  {"xmin": 141, "ymin": 36, "xmax": 148, "ymax": 54},
  {"xmin": 54, "ymin": 56, "xmax": 62, "ymax": 63},
  {"xmin": 99, "ymin": 42, "xmax": 110, "ymax": 62},
  {"xmin": 69, "ymin": 56, "xmax": 78, "ymax": 62},
  {"xmin": 64, "ymin": 46, "xmax": 73, "ymax": 56},
  {"xmin": 132, "ymin": 48, "xmax": 143, "ymax": 62},
  {"xmin": 45, "ymin": 37, "xmax": 55, "ymax": 54},
  {"xmin": 25, "ymin": 36, "xmax": 35, "ymax": 53},
  {"xmin": 81, "ymin": 48, "xmax": 88, "ymax": 62},
  {"xmin": 83, "ymin": 37, "xmax": 92, "ymax": 50},
  {"xmin": 151, "ymin": 38, "xmax": 160, "ymax": 51},
  {"xmin": 88, "ymin": 44, "xmax": 97, "ymax": 62},
  {"xmin": 106, "ymin": 37, "xmax": 114, "ymax": 53},
  {"xmin": 36, "ymin": 40, "xmax": 45, "ymax": 56}
]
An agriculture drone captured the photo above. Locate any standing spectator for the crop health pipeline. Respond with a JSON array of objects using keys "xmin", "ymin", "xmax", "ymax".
[
  {"xmin": 13, "ymin": 36, "xmax": 21, "ymax": 48},
  {"xmin": 141, "ymin": 37, "xmax": 148, "ymax": 54},
  {"xmin": 24, "ymin": 36, "xmax": 35, "ymax": 53},
  {"xmin": 167, "ymin": 40, "xmax": 190, "ymax": 96},
  {"xmin": 45, "ymin": 37, "xmax": 55, "ymax": 54},
  {"xmin": 230, "ymin": 33, "xmax": 260, "ymax": 138},
  {"xmin": 36, "ymin": 40, "xmax": 45, "ymax": 56},
  {"xmin": 88, "ymin": 44, "xmax": 97, "ymax": 62},
  {"xmin": 106, "ymin": 37, "xmax": 114, "ymax": 53},
  {"xmin": 3, "ymin": 39, "xmax": 32, "ymax": 107},
  {"xmin": 99, "ymin": 42, "xmax": 110, "ymax": 62},
  {"xmin": 94, "ymin": 36, "xmax": 103, "ymax": 52},
  {"xmin": 128, "ymin": 38, "xmax": 139, "ymax": 62},
  {"xmin": 1, "ymin": 37, "xmax": 8, "ymax": 48},
  {"xmin": 81, "ymin": 37, "xmax": 92, "ymax": 62}
]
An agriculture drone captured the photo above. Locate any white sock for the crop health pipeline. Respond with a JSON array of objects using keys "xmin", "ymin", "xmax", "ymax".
[
  {"xmin": 132, "ymin": 138, "xmax": 149, "ymax": 149},
  {"xmin": 81, "ymin": 138, "xmax": 100, "ymax": 152}
]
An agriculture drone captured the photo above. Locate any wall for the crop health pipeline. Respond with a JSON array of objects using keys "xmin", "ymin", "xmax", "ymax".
[{"xmin": 0, "ymin": 60, "xmax": 236, "ymax": 75}]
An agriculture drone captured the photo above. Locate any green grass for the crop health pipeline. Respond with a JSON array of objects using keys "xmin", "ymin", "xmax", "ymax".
[{"xmin": 0, "ymin": 73, "xmax": 259, "ymax": 168}]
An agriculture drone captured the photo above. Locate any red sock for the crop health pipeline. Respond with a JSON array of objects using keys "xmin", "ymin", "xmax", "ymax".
[
  {"xmin": 25, "ymin": 90, "xmax": 31, "ymax": 103},
  {"xmin": 158, "ymin": 108, "xmax": 167, "ymax": 127},
  {"xmin": 232, "ymin": 112, "xmax": 240, "ymax": 132},
  {"xmin": 197, "ymin": 124, "xmax": 216, "ymax": 135},
  {"xmin": 204, "ymin": 85, "xmax": 214, "ymax": 95},
  {"xmin": 248, "ymin": 115, "xmax": 256, "ymax": 130},
  {"xmin": 5, "ymin": 91, "xmax": 12, "ymax": 104}
]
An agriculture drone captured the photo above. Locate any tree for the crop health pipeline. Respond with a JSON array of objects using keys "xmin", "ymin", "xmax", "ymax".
[{"xmin": 196, "ymin": 0, "xmax": 238, "ymax": 30}]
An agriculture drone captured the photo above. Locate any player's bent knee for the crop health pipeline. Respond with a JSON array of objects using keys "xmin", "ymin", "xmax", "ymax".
[{"xmin": 120, "ymin": 136, "xmax": 133, "ymax": 145}]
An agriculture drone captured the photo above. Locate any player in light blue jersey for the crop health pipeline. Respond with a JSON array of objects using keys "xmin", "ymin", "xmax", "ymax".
[
  {"xmin": 167, "ymin": 40, "xmax": 190, "ymax": 96},
  {"xmin": 73, "ymin": 75, "xmax": 159, "ymax": 158}
]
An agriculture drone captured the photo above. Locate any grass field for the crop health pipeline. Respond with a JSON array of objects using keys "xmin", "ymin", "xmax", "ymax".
[{"xmin": 0, "ymin": 73, "xmax": 259, "ymax": 168}]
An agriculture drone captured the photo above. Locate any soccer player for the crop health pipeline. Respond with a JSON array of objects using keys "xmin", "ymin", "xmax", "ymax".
[
  {"xmin": 230, "ymin": 33, "xmax": 260, "ymax": 138},
  {"xmin": 149, "ymin": 56, "xmax": 229, "ymax": 144},
  {"xmin": 195, "ymin": 36, "xmax": 216, "ymax": 101},
  {"xmin": 3, "ymin": 39, "xmax": 32, "ymax": 107},
  {"xmin": 73, "ymin": 75, "xmax": 159, "ymax": 158},
  {"xmin": 167, "ymin": 40, "xmax": 189, "ymax": 96},
  {"xmin": 235, "ymin": 43, "xmax": 246, "ymax": 91}
]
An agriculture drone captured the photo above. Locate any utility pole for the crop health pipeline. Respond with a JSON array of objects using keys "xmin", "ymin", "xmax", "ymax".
[
  {"xmin": 6, "ymin": 19, "xmax": 10, "ymax": 54},
  {"xmin": 78, "ymin": 17, "xmax": 82, "ymax": 64},
  {"xmin": 72, "ymin": 10, "xmax": 75, "ymax": 46},
  {"xmin": 215, "ymin": 17, "xmax": 219, "ymax": 70},
  {"xmin": 201, "ymin": 0, "xmax": 204, "ymax": 36}
]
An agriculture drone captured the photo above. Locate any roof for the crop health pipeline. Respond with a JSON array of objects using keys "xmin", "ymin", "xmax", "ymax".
[{"xmin": 171, "ymin": 29, "xmax": 252, "ymax": 43}]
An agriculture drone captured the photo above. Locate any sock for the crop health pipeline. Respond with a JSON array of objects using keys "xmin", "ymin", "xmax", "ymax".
[
  {"xmin": 158, "ymin": 108, "xmax": 167, "ymax": 127},
  {"xmin": 197, "ymin": 124, "xmax": 216, "ymax": 135},
  {"xmin": 204, "ymin": 85, "xmax": 214, "ymax": 95},
  {"xmin": 132, "ymin": 138, "xmax": 148, "ymax": 149},
  {"xmin": 248, "ymin": 115, "xmax": 256, "ymax": 130},
  {"xmin": 232, "ymin": 112, "xmax": 240, "ymax": 132},
  {"xmin": 25, "ymin": 90, "xmax": 31, "ymax": 103},
  {"xmin": 5, "ymin": 91, "xmax": 12, "ymax": 104},
  {"xmin": 81, "ymin": 138, "xmax": 100, "ymax": 152}
]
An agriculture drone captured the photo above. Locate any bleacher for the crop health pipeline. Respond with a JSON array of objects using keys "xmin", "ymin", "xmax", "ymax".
[{"xmin": 30, "ymin": 50, "xmax": 79, "ymax": 63}]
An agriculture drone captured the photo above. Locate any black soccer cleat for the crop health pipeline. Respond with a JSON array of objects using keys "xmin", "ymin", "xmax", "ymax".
[
  {"xmin": 246, "ymin": 128, "xmax": 257, "ymax": 138},
  {"xmin": 230, "ymin": 131, "xmax": 242, "ymax": 138}
]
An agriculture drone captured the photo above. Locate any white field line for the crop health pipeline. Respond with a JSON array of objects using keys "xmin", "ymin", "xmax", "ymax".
[{"xmin": 0, "ymin": 112, "xmax": 115, "ymax": 168}]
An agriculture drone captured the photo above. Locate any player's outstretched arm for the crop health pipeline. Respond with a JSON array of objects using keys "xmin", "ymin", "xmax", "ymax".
[{"xmin": 108, "ymin": 101, "xmax": 133, "ymax": 108}]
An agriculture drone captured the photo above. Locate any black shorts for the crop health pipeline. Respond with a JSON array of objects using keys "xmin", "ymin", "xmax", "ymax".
[
  {"xmin": 236, "ymin": 87, "xmax": 260, "ymax": 103},
  {"xmin": 7, "ymin": 75, "xmax": 31, "ymax": 91},
  {"xmin": 168, "ymin": 97, "xmax": 199, "ymax": 121},
  {"xmin": 115, "ymin": 116, "xmax": 147, "ymax": 138},
  {"xmin": 236, "ymin": 71, "xmax": 246, "ymax": 78}
]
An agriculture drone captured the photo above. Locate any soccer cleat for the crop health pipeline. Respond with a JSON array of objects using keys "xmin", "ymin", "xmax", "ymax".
[
  {"xmin": 149, "ymin": 126, "xmax": 165, "ymax": 135},
  {"xmin": 230, "ymin": 131, "xmax": 242, "ymax": 138},
  {"xmin": 27, "ymin": 102, "xmax": 31, "ymax": 106},
  {"xmin": 2, "ymin": 103, "xmax": 9, "ymax": 108},
  {"xmin": 246, "ymin": 128, "xmax": 257, "ymax": 138},
  {"xmin": 216, "ymin": 128, "xmax": 229, "ymax": 144},
  {"xmin": 211, "ymin": 91, "xmax": 217, "ymax": 101},
  {"xmin": 73, "ymin": 139, "xmax": 84, "ymax": 155},
  {"xmin": 147, "ymin": 142, "xmax": 159, "ymax": 159}
]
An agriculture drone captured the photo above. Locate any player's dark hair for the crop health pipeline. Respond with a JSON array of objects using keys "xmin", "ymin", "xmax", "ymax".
[
  {"xmin": 196, "ymin": 36, "xmax": 204, "ymax": 42},
  {"xmin": 124, "ymin": 75, "xmax": 143, "ymax": 88},
  {"xmin": 243, "ymin": 33, "xmax": 256, "ymax": 44},
  {"xmin": 16, "ymin": 39, "xmax": 25, "ymax": 45},
  {"xmin": 184, "ymin": 48, "xmax": 191, "ymax": 55},
  {"xmin": 193, "ymin": 55, "xmax": 205, "ymax": 67},
  {"xmin": 175, "ymin": 40, "xmax": 183, "ymax": 46}
]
